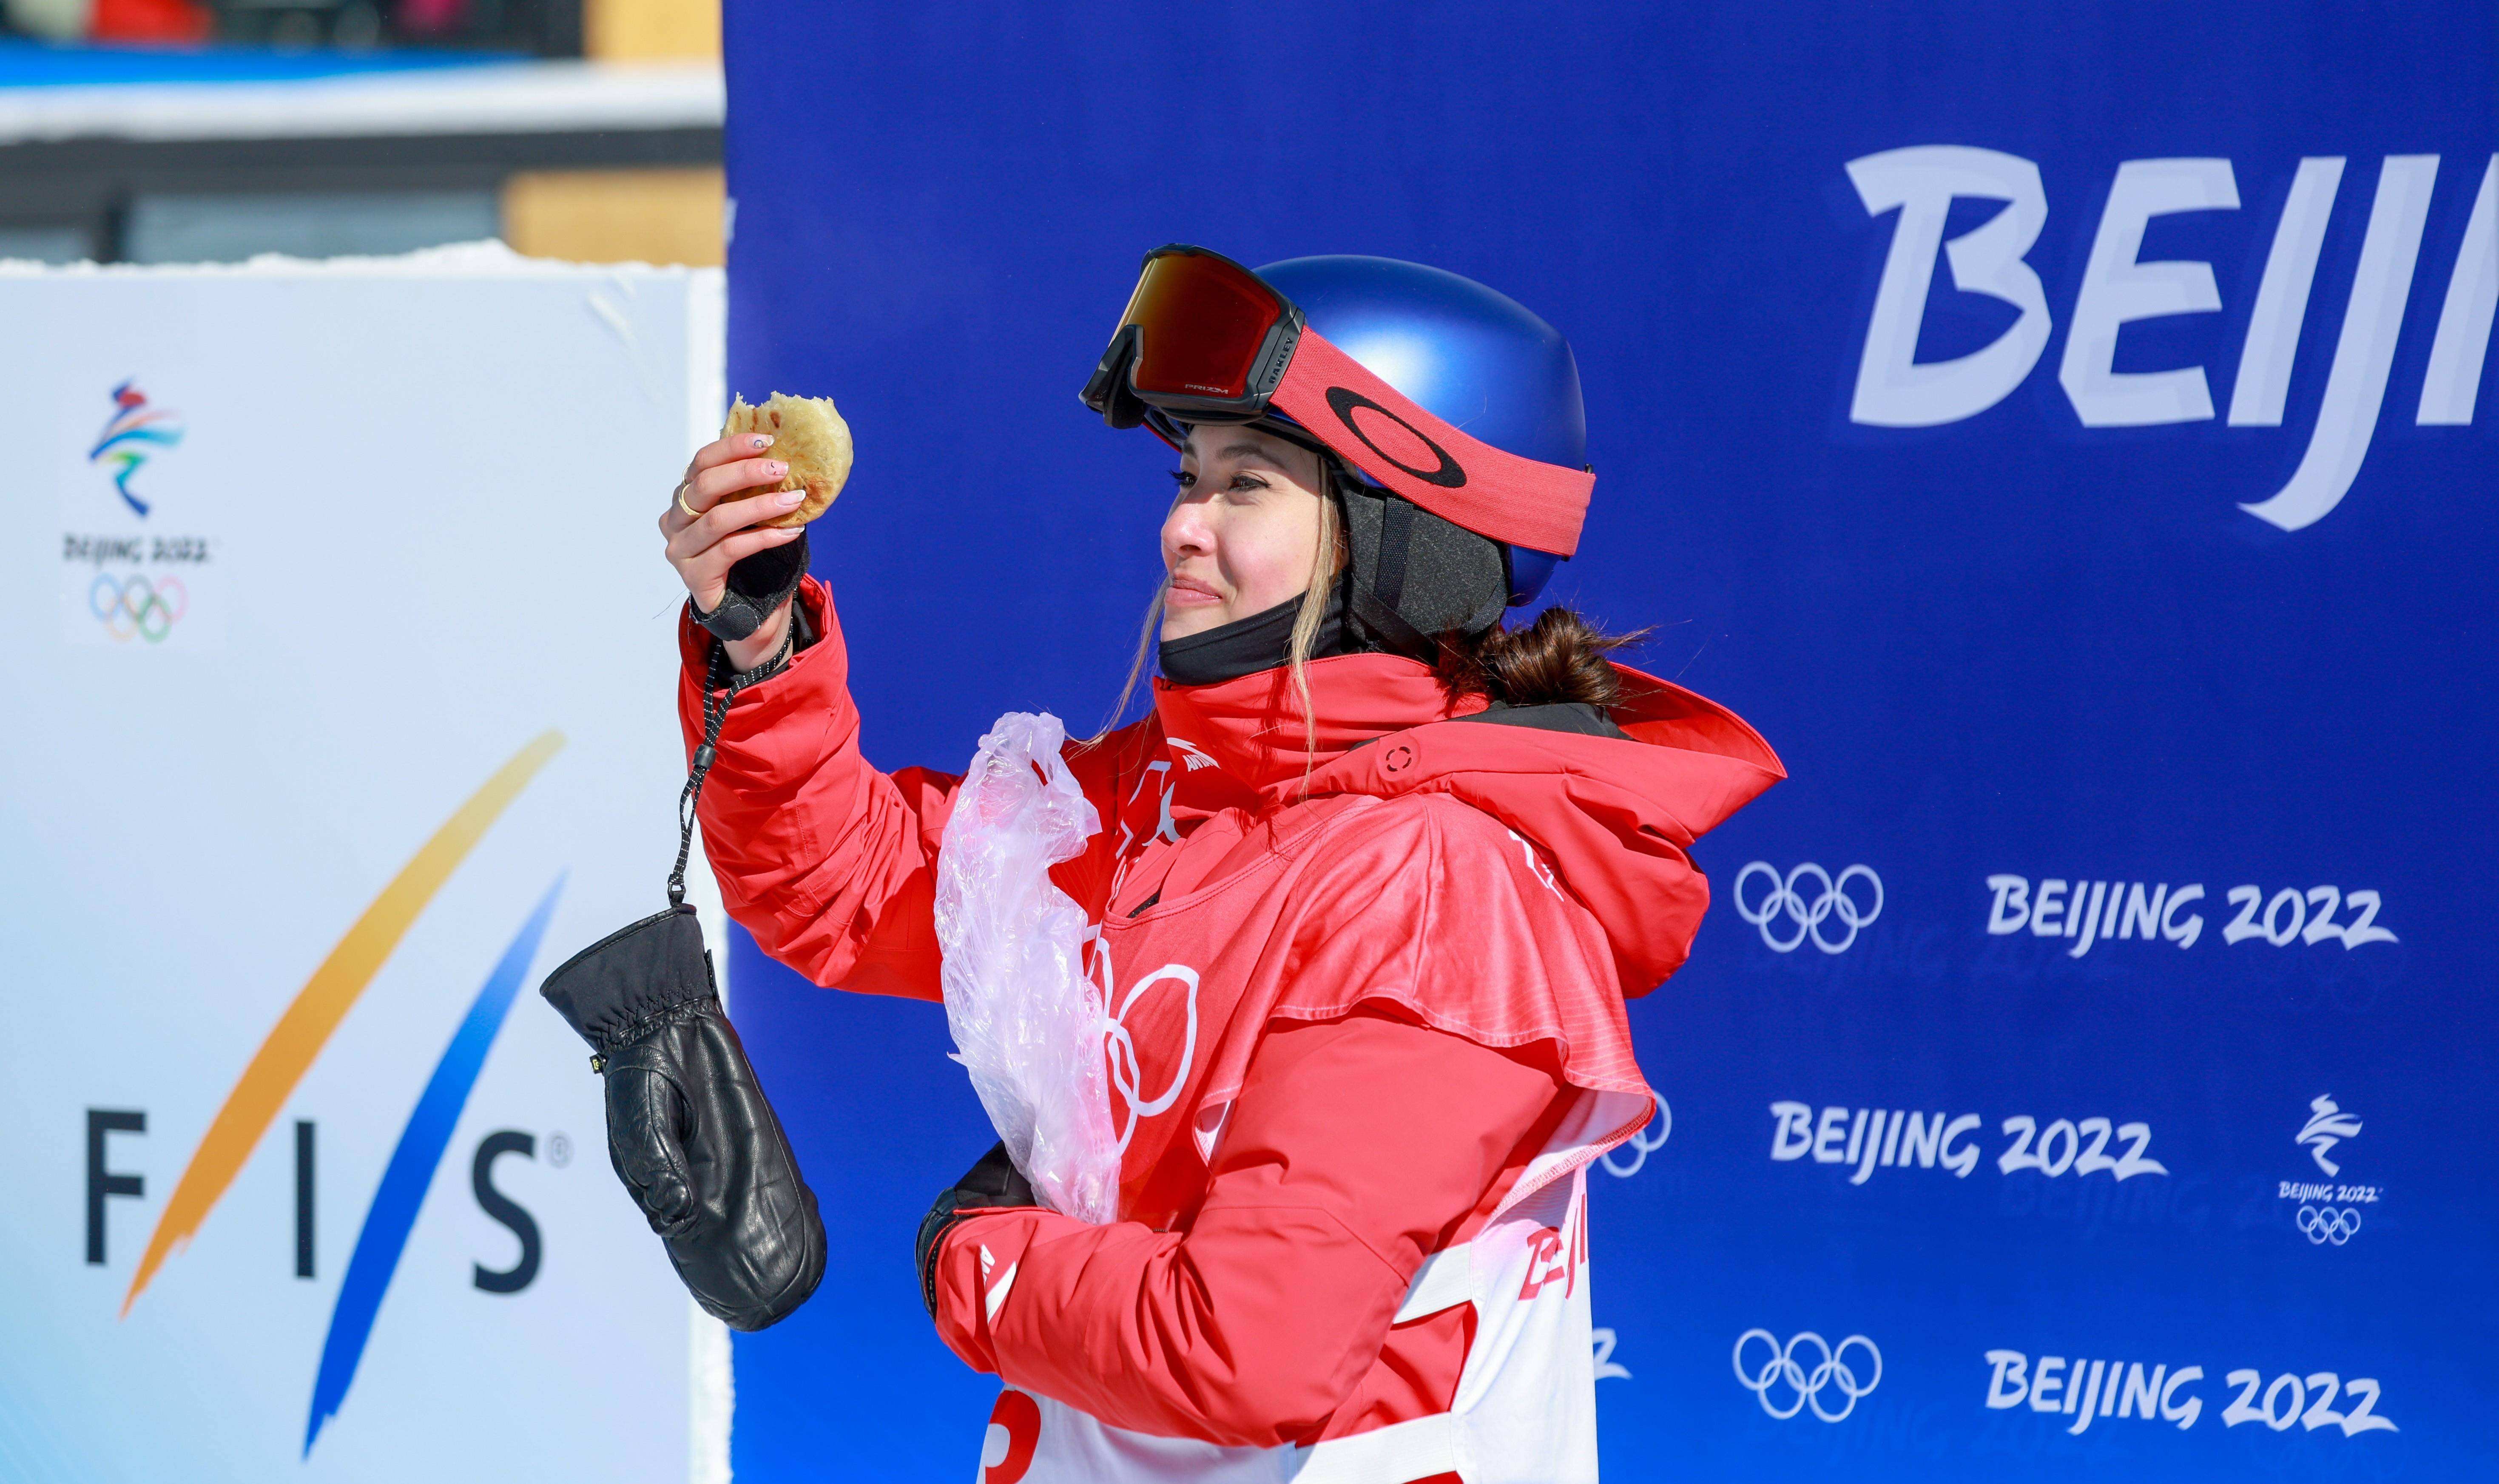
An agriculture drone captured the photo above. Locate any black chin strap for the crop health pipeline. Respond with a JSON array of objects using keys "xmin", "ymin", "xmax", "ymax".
[
  {"xmin": 1372, "ymin": 495, "xmax": 1413, "ymax": 615},
  {"xmin": 1342, "ymin": 576, "xmax": 1433, "ymax": 660},
  {"xmin": 1349, "ymin": 491, "xmax": 1436, "ymax": 659}
]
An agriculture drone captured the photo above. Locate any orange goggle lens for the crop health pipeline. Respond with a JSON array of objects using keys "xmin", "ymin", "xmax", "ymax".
[{"xmin": 1118, "ymin": 249, "xmax": 1288, "ymax": 402}]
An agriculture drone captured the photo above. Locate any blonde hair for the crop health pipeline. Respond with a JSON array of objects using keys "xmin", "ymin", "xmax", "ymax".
[
  {"xmin": 1090, "ymin": 587, "xmax": 1167, "ymax": 746},
  {"xmin": 1284, "ymin": 487, "xmax": 1342, "ymax": 763}
]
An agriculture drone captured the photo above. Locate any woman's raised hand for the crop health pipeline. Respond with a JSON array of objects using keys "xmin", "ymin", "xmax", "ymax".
[{"xmin": 660, "ymin": 431, "xmax": 807, "ymax": 668}]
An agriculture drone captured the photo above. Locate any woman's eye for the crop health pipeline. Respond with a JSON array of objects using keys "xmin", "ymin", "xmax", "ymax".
[
  {"xmin": 1228, "ymin": 474, "xmax": 1269, "ymax": 494},
  {"xmin": 1170, "ymin": 468, "xmax": 1196, "ymax": 490}
]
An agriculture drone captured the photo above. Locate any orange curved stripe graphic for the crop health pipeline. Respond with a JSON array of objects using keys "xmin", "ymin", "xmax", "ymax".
[{"xmin": 121, "ymin": 730, "xmax": 565, "ymax": 1317}]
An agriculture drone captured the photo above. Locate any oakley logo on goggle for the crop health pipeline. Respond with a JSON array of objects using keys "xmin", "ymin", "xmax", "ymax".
[{"xmin": 1324, "ymin": 386, "xmax": 1467, "ymax": 489}]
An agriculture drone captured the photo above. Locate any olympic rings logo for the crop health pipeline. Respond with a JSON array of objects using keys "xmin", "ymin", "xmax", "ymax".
[
  {"xmin": 2297, "ymin": 1204, "xmax": 2363, "ymax": 1245},
  {"xmin": 1103, "ymin": 963, "xmax": 1200, "ymax": 1154},
  {"xmin": 1734, "ymin": 863, "xmax": 1884, "ymax": 954},
  {"xmin": 1598, "ymin": 1101, "xmax": 1672, "ymax": 1179},
  {"xmin": 1733, "ymin": 1330, "xmax": 1882, "ymax": 1422},
  {"xmin": 89, "ymin": 572, "xmax": 188, "ymax": 643}
]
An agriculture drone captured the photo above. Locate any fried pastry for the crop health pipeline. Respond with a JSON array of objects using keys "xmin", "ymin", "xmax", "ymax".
[{"xmin": 723, "ymin": 392, "xmax": 852, "ymax": 527}]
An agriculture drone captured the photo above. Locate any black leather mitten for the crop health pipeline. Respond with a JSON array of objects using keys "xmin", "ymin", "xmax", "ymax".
[
  {"xmin": 540, "ymin": 905, "xmax": 825, "ymax": 1330},
  {"xmin": 690, "ymin": 530, "xmax": 809, "ymax": 643},
  {"xmin": 914, "ymin": 1141, "xmax": 1039, "ymax": 1320}
]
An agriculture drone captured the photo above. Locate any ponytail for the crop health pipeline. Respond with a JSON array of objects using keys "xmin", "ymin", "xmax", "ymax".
[{"xmin": 1433, "ymin": 606, "xmax": 1646, "ymax": 710}]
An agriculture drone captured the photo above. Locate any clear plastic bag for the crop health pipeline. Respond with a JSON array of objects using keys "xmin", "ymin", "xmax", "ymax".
[{"xmin": 933, "ymin": 712, "xmax": 1119, "ymax": 1224}]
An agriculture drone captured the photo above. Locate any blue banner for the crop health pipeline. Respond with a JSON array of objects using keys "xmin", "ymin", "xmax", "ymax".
[{"xmin": 719, "ymin": 3, "xmax": 2498, "ymax": 1476}]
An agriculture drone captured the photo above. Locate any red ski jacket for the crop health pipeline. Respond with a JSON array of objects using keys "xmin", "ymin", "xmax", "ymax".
[{"xmin": 677, "ymin": 578, "xmax": 1780, "ymax": 1471}]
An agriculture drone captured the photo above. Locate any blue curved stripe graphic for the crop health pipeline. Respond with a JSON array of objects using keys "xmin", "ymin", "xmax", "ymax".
[
  {"xmin": 89, "ymin": 426, "xmax": 182, "ymax": 457},
  {"xmin": 304, "ymin": 874, "xmax": 566, "ymax": 1455}
]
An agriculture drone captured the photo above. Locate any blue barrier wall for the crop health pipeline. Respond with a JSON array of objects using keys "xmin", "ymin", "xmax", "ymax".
[{"xmin": 716, "ymin": 3, "xmax": 2497, "ymax": 1476}]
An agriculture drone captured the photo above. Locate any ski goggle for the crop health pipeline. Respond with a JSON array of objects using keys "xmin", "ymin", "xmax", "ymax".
[{"xmin": 1081, "ymin": 244, "xmax": 1594, "ymax": 559}]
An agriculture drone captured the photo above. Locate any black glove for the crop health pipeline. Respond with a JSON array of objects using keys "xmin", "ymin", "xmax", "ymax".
[
  {"xmin": 540, "ymin": 904, "xmax": 826, "ymax": 1331},
  {"xmin": 914, "ymin": 1141, "xmax": 1038, "ymax": 1320},
  {"xmin": 690, "ymin": 531, "xmax": 809, "ymax": 643}
]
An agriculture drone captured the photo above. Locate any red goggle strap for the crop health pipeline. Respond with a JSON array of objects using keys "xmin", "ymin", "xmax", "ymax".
[{"xmin": 1268, "ymin": 327, "xmax": 1592, "ymax": 558}]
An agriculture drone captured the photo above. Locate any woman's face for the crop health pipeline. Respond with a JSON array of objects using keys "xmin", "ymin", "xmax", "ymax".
[{"xmin": 1159, "ymin": 425, "xmax": 1330, "ymax": 641}]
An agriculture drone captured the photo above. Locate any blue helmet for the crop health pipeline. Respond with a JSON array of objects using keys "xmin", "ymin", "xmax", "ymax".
[{"xmin": 1254, "ymin": 255, "xmax": 1586, "ymax": 608}]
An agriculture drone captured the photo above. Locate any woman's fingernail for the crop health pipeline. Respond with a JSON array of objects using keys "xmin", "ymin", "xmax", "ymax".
[
  {"xmin": 752, "ymin": 435, "xmax": 774, "ymax": 450},
  {"xmin": 764, "ymin": 460, "xmax": 786, "ymax": 476},
  {"xmin": 777, "ymin": 488, "xmax": 805, "ymax": 506}
]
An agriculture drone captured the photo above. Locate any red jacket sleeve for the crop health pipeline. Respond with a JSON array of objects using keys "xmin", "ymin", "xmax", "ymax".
[
  {"xmin": 927, "ymin": 1010, "xmax": 1563, "ymax": 1447},
  {"xmin": 676, "ymin": 578, "xmax": 960, "ymax": 999}
]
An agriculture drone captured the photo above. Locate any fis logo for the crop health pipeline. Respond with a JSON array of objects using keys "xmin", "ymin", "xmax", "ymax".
[
  {"xmin": 94, "ymin": 734, "xmax": 565, "ymax": 1456},
  {"xmin": 1846, "ymin": 148, "xmax": 2497, "ymax": 531}
]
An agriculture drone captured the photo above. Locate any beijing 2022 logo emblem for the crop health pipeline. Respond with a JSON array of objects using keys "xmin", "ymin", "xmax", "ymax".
[
  {"xmin": 90, "ymin": 379, "xmax": 184, "ymax": 518},
  {"xmin": 2279, "ymin": 1093, "xmax": 2379, "ymax": 1246},
  {"xmin": 66, "ymin": 378, "xmax": 217, "ymax": 647}
]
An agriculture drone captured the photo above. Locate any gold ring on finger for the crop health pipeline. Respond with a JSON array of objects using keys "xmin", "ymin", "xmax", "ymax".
[{"xmin": 674, "ymin": 482, "xmax": 700, "ymax": 519}]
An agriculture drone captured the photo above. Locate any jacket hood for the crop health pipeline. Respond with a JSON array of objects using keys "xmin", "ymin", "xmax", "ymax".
[{"xmin": 1153, "ymin": 652, "xmax": 1785, "ymax": 994}]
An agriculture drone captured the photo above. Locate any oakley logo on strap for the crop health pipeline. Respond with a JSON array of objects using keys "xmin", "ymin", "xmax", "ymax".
[{"xmin": 1324, "ymin": 386, "xmax": 1468, "ymax": 488}]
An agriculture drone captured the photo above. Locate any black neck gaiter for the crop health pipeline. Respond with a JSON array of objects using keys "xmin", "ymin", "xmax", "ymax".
[{"xmin": 1157, "ymin": 585, "xmax": 1354, "ymax": 686}]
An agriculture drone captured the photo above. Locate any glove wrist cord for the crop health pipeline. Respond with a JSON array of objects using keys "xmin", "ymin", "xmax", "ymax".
[{"xmin": 668, "ymin": 625, "xmax": 796, "ymax": 906}]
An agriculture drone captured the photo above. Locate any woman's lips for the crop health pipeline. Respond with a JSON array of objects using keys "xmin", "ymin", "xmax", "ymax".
[{"xmin": 1166, "ymin": 576, "xmax": 1223, "ymax": 607}]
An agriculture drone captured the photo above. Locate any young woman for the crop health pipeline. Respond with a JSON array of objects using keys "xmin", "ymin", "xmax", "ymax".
[{"xmin": 656, "ymin": 248, "xmax": 1781, "ymax": 1484}]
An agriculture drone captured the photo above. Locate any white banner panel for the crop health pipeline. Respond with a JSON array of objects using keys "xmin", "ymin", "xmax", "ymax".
[{"xmin": 0, "ymin": 245, "xmax": 728, "ymax": 1484}]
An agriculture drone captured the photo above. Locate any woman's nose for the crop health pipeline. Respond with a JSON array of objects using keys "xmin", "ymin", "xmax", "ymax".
[{"xmin": 1163, "ymin": 499, "xmax": 1214, "ymax": 556}]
